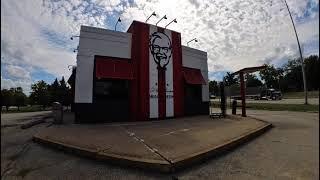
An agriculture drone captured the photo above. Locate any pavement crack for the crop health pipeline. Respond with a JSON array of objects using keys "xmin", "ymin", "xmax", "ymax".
[{"xmin": 121, "ymin": 126, "xmax": 173, "ymax": 165}]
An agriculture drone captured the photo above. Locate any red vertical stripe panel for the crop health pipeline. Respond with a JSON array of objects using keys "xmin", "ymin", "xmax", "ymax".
[
  {"xmin": 172, "ymin": 32, "xmax": 184, "ymax": 117},
  {"xmin": 139, "ymin": 23, "xmax": 150, "ymax": 121},
  {"xmin": 127, "ymin": 23, "xmax": 138, "ymax": 121}
]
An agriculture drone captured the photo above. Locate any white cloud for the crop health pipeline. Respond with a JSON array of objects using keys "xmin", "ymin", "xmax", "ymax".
[
  {"xmin": 120, "ymin": 0, "xmax": 319, "ymax": 72},
  {"xmin": 1, "ymin": 76, "xmax": 33, "ymax": 94},
  {"xmin": 6, "ymin": 65, "xmax": 31, "ymax": 80},
  {"xmin": 1, "ymin": 0, "xmax": 318, "ymax": 92}
]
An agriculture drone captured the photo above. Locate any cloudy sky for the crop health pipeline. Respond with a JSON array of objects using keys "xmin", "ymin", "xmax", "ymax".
[{"xmin": 1, "ymin": 0, "xmax": 319, "ymax": 94}]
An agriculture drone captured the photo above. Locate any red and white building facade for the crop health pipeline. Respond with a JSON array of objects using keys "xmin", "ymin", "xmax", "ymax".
[{"xmin": 73, "ymin": 21, "xmax": 209, "ymax": 122}]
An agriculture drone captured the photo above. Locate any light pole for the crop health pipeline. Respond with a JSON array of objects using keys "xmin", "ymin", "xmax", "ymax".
[
  {"xmin": 187, "ymin": 38, "xmax": 198, "ymax": 46},
  {"xmin": 282, "ymin": 0, "xmax": 308, "ymax": 104}
]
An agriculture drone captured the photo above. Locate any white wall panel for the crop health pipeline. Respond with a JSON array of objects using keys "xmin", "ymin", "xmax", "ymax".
[
  {"xmin": 182, "ymin": 46, "xmax": 209, "ymax": 102},
  {"xmin": 149, "ymin": 25, "xmax": 158, "ymax": 118},
  {"xmin": 75, "ymin": 26, "xmax": 132, "ymax": 103},
  {"xmin": 75, "ymin": 55, "xmax": 94, "ymax": 103},
  {"xmin": 78, "ymin": 26, "xmax": 132, "ymax": 58}
]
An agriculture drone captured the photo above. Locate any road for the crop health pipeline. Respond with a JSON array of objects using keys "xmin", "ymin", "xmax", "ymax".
[
  {"xmin": 1, "ymin": 110, "xmax": 318, "ymax": 179},
  {"xmin": 1, "ymin": 111, "xmax": 51, "ymax": 127},
  {"xmin": 212, "ymin": 97, "xmax": 319, "ymax": 105}
]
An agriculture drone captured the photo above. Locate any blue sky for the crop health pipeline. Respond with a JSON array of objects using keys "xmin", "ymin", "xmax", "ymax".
[{"xmin": 1, "ymin": 0, "xmax": 319, "ymax": 93}]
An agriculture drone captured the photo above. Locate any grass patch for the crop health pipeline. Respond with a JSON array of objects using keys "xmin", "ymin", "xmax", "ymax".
[
  {"xmin": 1, "ymin": 105, "xmax": 52, "ymax": 114},
  {"xmin": 283, "ymin": 91, "xmax": 319, "ymax": 99},
  {"xmin": 211, "ymin": 102, "xmax": 318, "ymax": 112}
]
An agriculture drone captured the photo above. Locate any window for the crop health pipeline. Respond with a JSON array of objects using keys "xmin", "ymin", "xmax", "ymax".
[{"xmin": 94, "ymin": 79, "xmax": 129, "ymax": 100}]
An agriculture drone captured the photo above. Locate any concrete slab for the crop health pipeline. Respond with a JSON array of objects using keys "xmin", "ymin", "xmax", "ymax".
[{"xmin": 33, "ymin": 115, "xmax": 272, "ymax": 172}]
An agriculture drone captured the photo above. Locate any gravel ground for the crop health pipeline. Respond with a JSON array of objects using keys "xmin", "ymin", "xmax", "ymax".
[{"xmin": 1, "ymin": 110, "xmax": 318, "ymax": 180}]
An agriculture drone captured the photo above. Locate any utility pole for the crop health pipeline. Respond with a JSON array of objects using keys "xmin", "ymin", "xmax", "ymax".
[{"xmin": 282, "ymin": 0, "xmax": 308, "ymax": 104}]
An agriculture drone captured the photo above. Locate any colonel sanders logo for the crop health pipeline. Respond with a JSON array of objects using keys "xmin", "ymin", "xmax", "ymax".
[{"xmin": 149, "ymin": 32, "xmax": 172, "ymax": 68}]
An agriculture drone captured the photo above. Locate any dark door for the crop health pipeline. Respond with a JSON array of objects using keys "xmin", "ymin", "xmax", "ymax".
[
  {"xmin": 93, "ymin": 79, "xmax": 130, "ymax": 122},
  {"xmin": 184, "ymin": 84, "xmax": 202, "ymax": 115}
]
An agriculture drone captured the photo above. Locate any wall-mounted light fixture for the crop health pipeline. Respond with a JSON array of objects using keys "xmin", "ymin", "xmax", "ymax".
[
  {"xmin": 115, "ymin": 17, "xmax": 121, "ymax": 31},
  {"xmin": 164, "ymin": 18, "xmax": 177, "ymax": 29},
  {"xmin": 187, "ymin": 38, "xmax": 198, "ymax": 46},
  {"xmin": 73, "ymin": 45, "xmax": 79, "ymax": 53},
  {"xmin": 70, "ymin": 35, "xmax": 80, "ymax": 40},
  {"xmin": 145, "ymin": 11, "xmax": 157, "ymax": 22},
  {"xmin": 156, "ymin": 15, "xmax": 167, "ymax": 26}
]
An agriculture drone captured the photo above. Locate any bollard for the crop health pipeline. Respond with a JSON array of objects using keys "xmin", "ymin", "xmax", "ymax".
[
  {"xmin": 232, "ymin": 100, "xmax": 237, "ymax": 115},
  {"xmin": 52, "ymin": 102, "xmax": 63, "ymax": 124}
]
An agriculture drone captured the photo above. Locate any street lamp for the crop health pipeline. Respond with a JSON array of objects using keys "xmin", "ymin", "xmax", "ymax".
[
  {"xmin": 145, "ymin": 12, "xmax": 157, "ymax": 22},
  {"xmin": 187, "ymin": 38, "xmax": 198, "ymax": 46},
  {"xmin": 281, "ymin": 0, "xmax": 308, "ymax": 104},
  {"xmin": 164, "ymin": 18, "xmax": 177, "ymax": 29},
  {"xmin": 115, "ymin": 17, "xmax": 121, "ymax": 31},
  {"xmin": 156, "ymin": 15, "xmax": 167, "ymax": 26}
]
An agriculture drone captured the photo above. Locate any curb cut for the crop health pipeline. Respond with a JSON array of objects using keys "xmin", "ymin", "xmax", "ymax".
[{"xmin": 33, "ymin": 121, "xmax": 272, "ymax": 173}]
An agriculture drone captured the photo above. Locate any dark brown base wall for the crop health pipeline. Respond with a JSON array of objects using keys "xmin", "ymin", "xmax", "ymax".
[
  {"xmin": 74, "ymin": 100, "xmax": 130, "ymax": 123},
  {"xmin": 74, "ymin": 101, "xmax": 209, "ymax": 123}
]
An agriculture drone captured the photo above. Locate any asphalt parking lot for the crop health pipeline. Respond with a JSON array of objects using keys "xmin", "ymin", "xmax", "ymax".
[{"xmin": 1, "ymin": 110, "xmax": 319, "ymax": 179}]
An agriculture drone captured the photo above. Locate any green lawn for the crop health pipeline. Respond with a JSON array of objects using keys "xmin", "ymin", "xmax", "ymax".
[
  {"xmin": 1, "ymin": 105, "xmax": 52, "ymax": 113},
  {"xmin": 245, "ymin": 103, "xmax": 319, "ymax": 112},
  {"xmin": 283, "ymin": 91, "xmax": 319, "ymax": 99}
]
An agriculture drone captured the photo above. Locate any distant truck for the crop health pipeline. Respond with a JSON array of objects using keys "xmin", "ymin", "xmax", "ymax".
[{"xmin": 231, "ymin": 88, "xmax": 282, "ymax": 100}]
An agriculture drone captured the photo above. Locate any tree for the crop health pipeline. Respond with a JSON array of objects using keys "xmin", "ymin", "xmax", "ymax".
[
  {"xmin": 304, "ymin": 55, "xmax": 319, "ymax": 90},
  {"xmin": 1, "ymin": 89, "xmax": 14, "ymax": 111},
  {"xmin": 30, "ymin": 81, "xmax": 50, "ymax": 109},
  {"xmin": 224, "ymin": 72, "xmax": 238, "ymax": 86},
  {"xmin": 1, "ymin": 87, "xmax": 27, "ymax": 111},
  {"xmin": 48, "ymin": 78, "xmax": 60, "ymax": 103},
  {"xmin": 209, "ymin": 80, "xmax": 220, "ymax": 96},
  {"xmin": 12, "ymin": 87, "xmax": 27, "ymax": 111},
  {"xmin": 59, "ymin": 76, "xmax": 71, "ymax": 106},
  {"xmin": 282, "ymin": 58, "xmax": 303, "ymax": 91},
  {"xmin": 281, "ymin": 55, "xmax": 319, "ymax": 92},
  {"xmin": 259, "ymin": 64, "xmax": 282, "ymax": 89},
  {"xmin": 245, "ymin": 73, "xmax": 263, "ymax": 87}
]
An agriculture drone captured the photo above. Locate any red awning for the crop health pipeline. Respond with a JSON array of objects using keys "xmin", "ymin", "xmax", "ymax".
[
  {"xmin": 95, "ymin": 57, "xmax": 133, "ymax": 80},
  {"xmin": 183, "ymin": 67, "xmax": 206, "ymax": 85}
]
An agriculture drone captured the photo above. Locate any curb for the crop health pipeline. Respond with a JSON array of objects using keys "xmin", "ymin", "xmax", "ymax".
[
  {"xmin": 171, "ymin": 122, "xmax": 272, "ymax": 172},
  {"xmin": 32, "ymin": 136, "xmax": 171, "ymax": 173},
  {"xmin": 33, "ymin": 121, "xmax": 272, "ymax": 173}
]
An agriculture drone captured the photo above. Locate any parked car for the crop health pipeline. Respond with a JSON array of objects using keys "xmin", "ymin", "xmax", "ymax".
[
  {"xmin": 260, "ymin": 88, "xmax": 282, "ymax": 100},
  {"xmin": 210, "ymin": 94, "xmax": 216, "ymax": 99}
]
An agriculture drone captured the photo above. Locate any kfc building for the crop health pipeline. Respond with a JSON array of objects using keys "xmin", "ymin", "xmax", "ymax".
[{"xmin": 72, "ymin": 21, "xmax": 209, "ymax": 123}]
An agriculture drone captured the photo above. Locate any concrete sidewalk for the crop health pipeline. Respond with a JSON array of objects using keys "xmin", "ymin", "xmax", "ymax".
[{"xmin": 33, "ymin": 115, "xmax": 271, "ymax": 172}]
